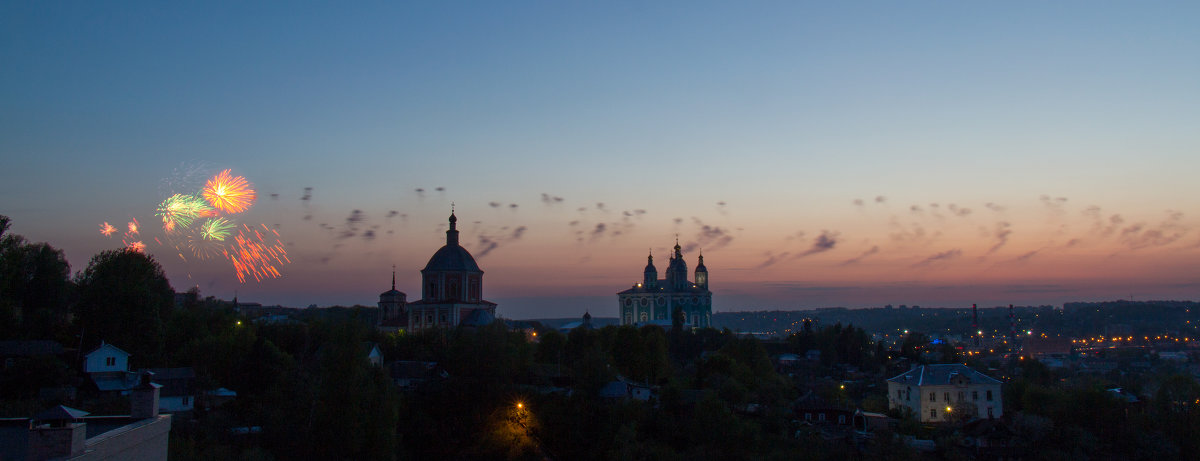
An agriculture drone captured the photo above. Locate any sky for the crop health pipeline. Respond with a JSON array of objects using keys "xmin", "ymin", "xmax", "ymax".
[{"xmin": 2, "ymin": 2, "xmax": 1199, "ymax": 319}]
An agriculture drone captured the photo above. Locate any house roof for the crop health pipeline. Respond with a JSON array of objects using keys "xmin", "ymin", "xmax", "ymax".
[
  {"xmin": 0, "ymin": 340, "xmax": 64, "ymax": 357},
  {"xmin": 34, "ymin": 405, "xmax": 89, "ymax": 421},
  {"xmin": 91, "ymin": 372, "xmax": 139, "ymax": 392},
  {"xmin": 85, "ymin": 342, "xmax": 131, "ymax": 359},
  {"xmin": 887, "ymin": 364, "xmax": 1002, "ymax": 386}
]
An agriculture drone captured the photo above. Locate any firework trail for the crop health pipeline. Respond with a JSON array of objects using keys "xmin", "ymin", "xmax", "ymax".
[
  {"xmin": 156, "ymin": 194, "xmax": 214, "ymax": 232},
  {"xmin": 199, "ymin": 217, "xmax": 236, "ymax": 241},
  {"xmin": 203, "ymin": 169, "xmax": 256, "ymax": 214},
  {"xmin": 224, "ymin": 223, "xmax": 290, "ymax": 283},
  {"xmin": 99, "ymin": 222, "xmax": 117, "ymax": 236}
]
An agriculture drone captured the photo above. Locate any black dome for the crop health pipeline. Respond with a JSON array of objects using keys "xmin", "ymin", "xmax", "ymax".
[{"xmin": 422, "ymin": 244, "xmax": 482, "ymax": 272}]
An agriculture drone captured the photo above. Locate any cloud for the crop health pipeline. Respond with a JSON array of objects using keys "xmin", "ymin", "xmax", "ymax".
[
  {"xmin": 415, "ymin": 188, "xmax": 425, "ymax": 197},
  {"xmin": 754, "ymin": 251, "xmax": 791, "ymax": 269},
  {"xmin": 947, "ymin": 203, "xmax": 972, "ymax": 217},
  {"xmin": 910, "ymin": 205, "xmax": 923, "ymax": 214},
  {"xmin": 362, "ymin": 229, "xmax": 376, "ymax": 241},
  {"xmin": 1013, "ymin": 250, "xmax": 1040, "ymax": 262},
  {"xmin": 509, "ymin": 203, "xmax": 519, "ymax": 209},
  {"xmin": 596, "ymin": 202, "xmax": 606, "ymax": 211},
  {"xmin": 269, "ymin": 193, "xmax": 279, "ymax": 200},
  {"xmin": 386, "ymin": 210, "xmax": 399, "ymax": 218},
  {"xmin": 1039, "ymin": 195, "xmax": 1068, "ymax": 216},
  {"xmin": 345, "ymin": 209, "xmax": 366, "ymax": 228},
  {"xmin": 489, "ymin": 202, "xmax": 502, "ymax": 208},
  {"xmin": 476, "ymin": 236, "xmax": 499, "ymax": 258},
  {"xmin": 435, "ymin": 186, "xmax": 445, "ymax": 192},
  {"xmin": 984, "ymin": 221, "xmax": 1012, "ymax": 256},
  {"xmin": 796, "ymin": 230, "xmax": 839, "ymax": 258},
  {"xmin": 673, "ymin": 217, "xmax": 683, "ymax": 225},
  {"xmin": 912, "ymin": 249, "xmax": 962, "ymax": 267},
  {"xmin": 985, "ymin": 202, "xmax": 1006, "ymax": 212},
  {"xmin": 301, "ymin": 187, "xmax": 313, "ymax": 202},
  {"xmin": 841, "ymin": 245, "xmax": 879, "ymax": 265},
  {"xmin": 511, "ymin": 226, "xmax": 527, "ymax": 239},
  {"xmin": 591, "ymin": 223, "xmax": 607, "ymax": 240},
  {"xmin": 875, "ymin": 196, "xmax": 887, "ymax": 204},
  {"xmin": 682, "ymin": 219, "xmax": 735, "ymax": 253},
  {"xmin": 853, "ymin": 199, "xmax": 864, "ymax": 207},
  {"xmin": 541, "ymin": 193, "xmax": 564, "ymax": 204},
  {"xmin": 1119, "ymin": 210, "xmax": 1188, "ymax": 249}
]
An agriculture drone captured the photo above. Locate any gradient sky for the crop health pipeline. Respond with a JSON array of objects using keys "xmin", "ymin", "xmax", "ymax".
[{"xmin": 3, "ymin": 2, "xmax": 1199, "ymax": 318}]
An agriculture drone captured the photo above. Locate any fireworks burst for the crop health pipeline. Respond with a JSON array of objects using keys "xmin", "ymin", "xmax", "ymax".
[
  {"xmin": 127, "ymin": 241, "xmax": 146, "ymax": 253},
  {"xmin": 156, "ymin": 194, "xmax": 214, "ymax": 232},
  {"xmin": 202, "ymin": 169, "xmax": 256, "ymax": 214},
  {"xmin": 99, "ymin": 222, "xmax": 116, "ymax": 236},
  {"xmin": 199, "ymin": 217, "xmax": 236, "ymax": 241},
  {"xmin": 127, "ymin": 219, "xmax": 140, "ymax": 235},
  {"xmin": 224, "ymin": 224, "xmax": 290, "ymax": 283},
  {"xmin": 186, "ymin": 232, "xmax": 225, "ymax": 260}
]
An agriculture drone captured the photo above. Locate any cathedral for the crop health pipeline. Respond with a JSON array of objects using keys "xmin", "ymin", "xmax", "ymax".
[
  {"xmin": 617, "ymin": 241, "xmax": 712, "ymax": 328},
  {"xmin": 378, "ymin": 212, "xmax": 497, "ymax": 332}
]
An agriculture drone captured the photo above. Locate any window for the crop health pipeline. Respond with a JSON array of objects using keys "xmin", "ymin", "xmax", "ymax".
[
  {"xmin": 929, "ymin": 392, "xmax": 936, "ymax": 402},
  {"xmin": 986, "ymin": 390, "xmax": 993, "ymax": 401},
  {"xmin": 182, "ymin": 396, "xmax": 189, "ymax": 405},
  {"xmin": 972, "ymin": 390, "xmax": 979, "ymax": 401},
  {"xmin": 987, "ymin": 407, "xmax": 994, "ymax": 418},
  {"xmin": 897, "ymin": 390, "xmax": 903, "ymax": 400},
  {"xmin": 944, "ymin": 392, "xmax": 950, "ymax": 402},
  {"xmin": 958, "ymin": 391, "xmax": 964, "ymax": 402},
  {"xmin": 906, "ymin": 387, "xmax": 911, "ymax": 401},
  {"xmin": 838, "ymin": 415, "xmax": 846, "ymax": 424},
  {"xmin": 818, "ymin": 413, "xmax": 826, "ymax": 422},
  {"xmin": 805, "ymin": 413, "xmax": 812, "ymax": 421},
  {"xmin": 106, "ymin": 357, "xmax": 115, "ymax": 367},
  {"xmin": 439, "ymin": 314, "xmax": 447, "ymax": 324},
  {"xmin": 930, "ymin": 409, "xmax": 936, "ymax": 419}
]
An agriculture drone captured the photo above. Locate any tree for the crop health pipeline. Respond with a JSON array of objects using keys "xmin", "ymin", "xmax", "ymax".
[
  {"xmin": 74, "ymin": 249, "xmax": 174, "ymax": 366},
  {"xmin": 0, "ymin": 215, "xmax": 72, "ymax": 340}
]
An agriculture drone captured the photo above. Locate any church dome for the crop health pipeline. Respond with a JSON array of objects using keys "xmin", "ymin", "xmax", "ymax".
[
  {"xmin": 422, "ymin": 245, "xmax": 482, "ymax": 272},
  {"xmin": 422, "ymin": 211, "xmax": 482, "ymax": 273}
]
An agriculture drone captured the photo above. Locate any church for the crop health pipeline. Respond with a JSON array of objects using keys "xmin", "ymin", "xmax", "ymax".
[
  {"xmin": 617, "ymin": 241, "xmax": 712, "ymax": 328},
  {"xmin": 378, "ymin": 212, "xmax": 498, "ymax": 332}
]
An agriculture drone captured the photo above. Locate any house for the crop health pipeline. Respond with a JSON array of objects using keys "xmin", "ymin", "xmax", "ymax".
[
  {"xmin": 143, "ymin": 368, "xmax": 196, "ymax": 413},
  {"xmin": 599, "ymin": 377, "xmax": 657, "ymax": 401},
  {"xmin": 793, "ymin": 391, "xmax": 853, "ymax": 426},
  {"xmin": 83, "ymin": 342, "xmax": 129, "ymax": 374},
  {"xmin": 364, "ymin": 343, "xmax": 383, "ymax": 367},
  {"xmin": 83, "ymin": 343, "xmax": 138, "ymax": 395},
  {"xmin": 887, "ymin": 364, "xmax": 1003, "ymax": 423},
  {"xmin": 0, "ymin": 372, "xmax": 171, "ymax": 460},
  {"xmin": 387, "ymin": 361, "xmax": 444, "ymax": 390}
]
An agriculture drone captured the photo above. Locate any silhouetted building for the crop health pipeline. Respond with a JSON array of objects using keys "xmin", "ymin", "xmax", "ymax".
[
  {"xmin": 617, "ymin": 241, "xmax": 711, "ymax": 328},
  {"xmin": 379, "ymin": 212, "xmax": 497, "ymax": 332}
]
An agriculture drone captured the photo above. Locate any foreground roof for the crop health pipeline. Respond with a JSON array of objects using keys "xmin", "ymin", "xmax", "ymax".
[{"xmin": 887, "ymin": 363, "xmax": 1002, "ymax": 386}]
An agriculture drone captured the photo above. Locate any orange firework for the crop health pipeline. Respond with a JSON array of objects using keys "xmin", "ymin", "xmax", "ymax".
[
  {"xmin": 127, "ymin": 219, "xmax": 140, "ymax": 235},
  {"xmin": 99, "ymin": 222, "xmax": 117, "ymax": 236},
  {"xmin": 223, "ymin": 224, "xmax": 289, "ymax": 283},
  {"xmin": 202, "ymin": 169, "xmax": 256, "ymax": 214},
  {"xmin": 127, "ymin": 241, "xmax": 146, "ymax": 253}
]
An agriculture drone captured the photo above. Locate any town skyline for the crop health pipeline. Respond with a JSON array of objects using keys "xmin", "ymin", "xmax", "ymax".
[{"xmin": 3, "ymin": 2, "xmax": 1199, "ymax": 318}]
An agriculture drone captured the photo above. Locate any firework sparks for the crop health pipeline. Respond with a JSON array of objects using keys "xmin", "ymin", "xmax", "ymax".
[
  {"xmin": 99, "ymin": 222, "xmax": 117, "ymax": 236},
  {"xmin": 199, "ymin": 217, "xmax": 236, "ymax": 241},
  {"xmin": 224, "ymin": 224, "xmax": 290, "ymax": 283},
  {"xmin": 156, "ymin": 194, "xmax": 214, "ymax": 232},
  {"xmin": 127, "ymin": 219, "xmax": 140, "ymax": 235},
  {"xmin": 202, "ymin": 169, "xmax": 256, "ymax": 214},
  {"xmin": 127, "ymin": 241, "xmax": 146, "ymax": 253}
]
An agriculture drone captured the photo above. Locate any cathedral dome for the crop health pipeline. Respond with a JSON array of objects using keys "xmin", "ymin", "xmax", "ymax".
[{"xmin": 422, "ymin": 245, "xmax": 481, "ymax": 272}]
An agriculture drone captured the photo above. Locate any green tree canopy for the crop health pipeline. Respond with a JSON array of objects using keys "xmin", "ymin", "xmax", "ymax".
[{"xmin": 74, "ymin": 248, "xmax": 174, "ymax": 366}]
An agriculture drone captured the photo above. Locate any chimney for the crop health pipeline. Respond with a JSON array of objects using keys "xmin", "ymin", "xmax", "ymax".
[
  {"xmin": 27, "ymin": 406, "xmax": 89, "ymax": 460},
  {"xmin": 130, "ymin": 371, "xmax": 162, "ymax": 420}
]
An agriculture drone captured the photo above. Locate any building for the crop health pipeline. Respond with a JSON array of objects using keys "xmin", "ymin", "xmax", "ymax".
[
  {"xmin": 887, "ymin": 364, "xmax": 1003, "ymax": 423},
  {"xmin": 1, "ymin": 372, "xmax": 171, "ymax": 461},
  {"xmin": 617, "ymin": 241, "xmax": 712, "ymax": 328},
  {"xmin": 377, "ymin": 212, "xmax": 498, "ymax": 332}
]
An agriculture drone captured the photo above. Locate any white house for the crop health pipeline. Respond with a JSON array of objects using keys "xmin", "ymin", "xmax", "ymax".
[
  {"xmin": 887, "ymin": 364, "xmax": 1002, "ymax": 423},
  {"xmin": 84, "ymin": 341, "xmax": 130, "ymax": 373}
]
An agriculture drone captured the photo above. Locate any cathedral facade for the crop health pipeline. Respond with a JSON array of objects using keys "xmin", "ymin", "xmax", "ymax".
[
  {"xmin": 617, "ymin": 242, "xmax": 712, "ymax": 328},
  {"xmin": 378, "ymin": 212, "xmax": 497, "ymax": 332}
]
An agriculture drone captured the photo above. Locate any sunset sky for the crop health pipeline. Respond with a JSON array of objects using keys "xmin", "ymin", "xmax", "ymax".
[{"xmin": 3, "ymin": 2, "xmax": 1199, "ymax": 318}]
